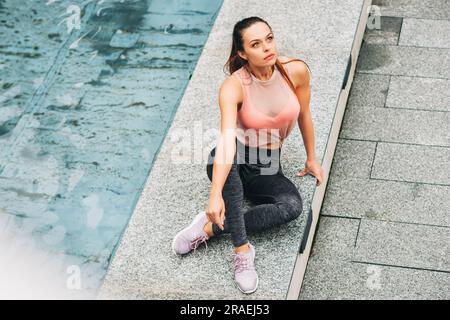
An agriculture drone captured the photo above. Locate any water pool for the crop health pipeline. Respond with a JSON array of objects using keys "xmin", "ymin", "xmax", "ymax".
[{"xmin": 0, "ymin": 0, "xmax": 223, "ymax": 298}]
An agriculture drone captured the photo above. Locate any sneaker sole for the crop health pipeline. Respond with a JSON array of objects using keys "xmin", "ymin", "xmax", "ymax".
[{"xmin": 171, "ymin": 211, "xmax": 207, "ymax": 256}]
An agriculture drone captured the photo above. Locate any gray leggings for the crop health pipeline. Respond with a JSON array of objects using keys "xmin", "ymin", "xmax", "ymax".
[{"xmin": 206, "ymin": 139, "xmax": 303, "ymax": 247}]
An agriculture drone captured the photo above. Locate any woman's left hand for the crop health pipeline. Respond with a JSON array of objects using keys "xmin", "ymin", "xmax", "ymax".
[{"xmin": 296, "ymin": 159, "xmax": 325, "ymax": 187}]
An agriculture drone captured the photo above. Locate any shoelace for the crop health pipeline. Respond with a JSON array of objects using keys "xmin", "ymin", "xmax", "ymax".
[
  {"xmin": 189, "ymin": 235, "xmax": 209, "ymax": 254},
  {"xmin": 233, "ymin": 253, "xmax": 255, "ymax": 273}
]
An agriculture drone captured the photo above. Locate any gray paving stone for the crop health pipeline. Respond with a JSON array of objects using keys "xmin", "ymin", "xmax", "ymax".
[
  {"xmin": 322, "ymin": 175, "xmax": 450, "ymax": 227},
  {"xmin": 300, "ymin": 216, "xmax": 450, "ymax": 299},
  {"xmin": 372, "ymin": 0, "xmax": 450, "ymax": 20},
  {"xmin": 329, "ymin": 139, "xmax": 376, "ymax": 179},
  {"xmin": 357, "ymin": 44, "xmax": 450, "ymax": 78},
  {"xmin": 386, "ymin": 75, "xmax": 450, "ymax": 112},
  {"xmin": 301, "ymin": 259, "xmax": 450, "ymax": 299},
  {"xmin": 346, "ymin": 73, "xmax": 390, "ymax": 108},
  {"xmin": 354, "ymin": 219, "xmax": 450, "ymax": 272},
  {"xmin": 399, "ymin": 18, "xmax": 450, "ymax": 48},
  {"xmin": 340, "ymin": 106, "xmax": 450, "ymax": 147},
  {"xmin": 371, "ymin": 142, "xmax": 450, "ymax": 185},
  {"xmin": 363, "ymin": 16, "xmax": 402, "ymax": 45},
  {"xmin": 306, "ymin": 216, "xmax": 360, "ymax": 260}
]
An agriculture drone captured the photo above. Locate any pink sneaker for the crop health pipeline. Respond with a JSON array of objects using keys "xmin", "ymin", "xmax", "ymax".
[
  {"xmin": 172, "ymin": 211, "xmax": 210, "ymax": 255},
  {"xmin": 233, "ymin": 243, "xmax": 259, "ymax": 294}
]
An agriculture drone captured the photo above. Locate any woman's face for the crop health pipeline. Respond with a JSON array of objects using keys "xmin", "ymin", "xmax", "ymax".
[{"xmin": 238, "ymin": 22, "xmax": 278, "ymax": 67}]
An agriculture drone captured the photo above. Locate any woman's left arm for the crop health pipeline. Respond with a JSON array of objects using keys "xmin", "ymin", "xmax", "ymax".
[{"xmin": 292, "ymin": 60, "xmax": 325, "ymax": 187}]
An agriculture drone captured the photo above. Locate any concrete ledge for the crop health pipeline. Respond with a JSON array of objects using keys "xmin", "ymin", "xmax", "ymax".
[
  {"xmin": 99, "ymin": 0, "xmax": 370, "ymax": 299},
  {"xmin": 289, "ymin": 0, "xmax": 372, "ymax": 299}
]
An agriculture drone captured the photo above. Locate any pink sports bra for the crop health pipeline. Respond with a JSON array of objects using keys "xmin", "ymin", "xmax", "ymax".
[{"xmin": 233, "ymin": 60, "xmax": 302, "ymax": 149}]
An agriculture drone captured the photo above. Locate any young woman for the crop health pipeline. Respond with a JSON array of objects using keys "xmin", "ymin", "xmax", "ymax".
[{"xmin": 172, "ymin": 16, "xmax": 325, "ymax": 294}]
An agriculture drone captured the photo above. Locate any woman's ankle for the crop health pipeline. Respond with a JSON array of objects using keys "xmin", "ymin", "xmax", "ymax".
[
  {"xmin": 234, "ymin": 242, "xmax": 250, "ymax": 254},
  {"xmin": 203, "ymin": 222, "xmax": 215, "ymax": 237}
]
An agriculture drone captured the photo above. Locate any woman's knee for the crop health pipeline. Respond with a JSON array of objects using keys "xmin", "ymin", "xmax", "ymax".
[{"xmin": 278, "ymin": 193, "xmax": 303, "ymax": 222}]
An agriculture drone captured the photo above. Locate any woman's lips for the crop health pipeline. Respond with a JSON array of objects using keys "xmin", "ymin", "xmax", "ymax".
[{"xmin": 264, "ymin": 54, "xmax": 275, "ymax": 60}]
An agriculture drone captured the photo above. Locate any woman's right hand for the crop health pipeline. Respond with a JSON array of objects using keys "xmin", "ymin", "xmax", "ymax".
[{"xmin": 205, "ymin": 193, "xmax": 225, "ymax": 230}]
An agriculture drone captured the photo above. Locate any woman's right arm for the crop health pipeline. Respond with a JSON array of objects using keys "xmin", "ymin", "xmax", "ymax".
[{"xmin": 206, "ymin": 76, "xmax": 242, "ymax": 230}]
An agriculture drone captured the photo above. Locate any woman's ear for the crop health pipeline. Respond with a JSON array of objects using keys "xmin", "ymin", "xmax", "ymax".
[{"xmin": 237, "ymin": 50, "xmax": 247, "ymax": 62}]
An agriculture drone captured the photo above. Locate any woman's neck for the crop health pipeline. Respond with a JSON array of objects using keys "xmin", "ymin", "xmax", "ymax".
[{"xmin": 246, "ymin": 64, "xmax": 275, "ymax": 81}]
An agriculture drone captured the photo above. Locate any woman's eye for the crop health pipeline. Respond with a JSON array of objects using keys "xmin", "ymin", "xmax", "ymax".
[{"xmin": 252, "ymin": 36, "xmax": 273, "ymax": 48}]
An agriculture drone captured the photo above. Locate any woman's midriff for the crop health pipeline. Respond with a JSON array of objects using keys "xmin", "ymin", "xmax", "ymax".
[
  {"xmin": 259, "ymin": 143, "xmax": 281, "ymax": 150},
  {"xmin": 236, "ymin": 136, "xmax": 283, "ymax": 150}
]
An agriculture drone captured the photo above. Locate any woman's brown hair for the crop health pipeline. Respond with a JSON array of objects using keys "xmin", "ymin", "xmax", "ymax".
[{"xmin": 223, "ymin": 16, "xmax": 311, "ymax": 94}]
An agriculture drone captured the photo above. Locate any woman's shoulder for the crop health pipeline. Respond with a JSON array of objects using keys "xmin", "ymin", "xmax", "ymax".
[
  {"xmin": 278, "ymin": 55, "xmax": 293, "ymax": 63},
  {"xmin": 219, "ymin": 71, "xmax": 243, "ymax": 104},
  {"xmin": 279, "ymin": 55, "xmax": 305, "ymax": 65},
  {"xmin": 279, "ymin": 56, "xmax": 311, "ymax": 87},
  {"xmin": 230, "ymin": 65, "xmax": 246, "ymax": 81},
  {"xmin": 222, "ymin": 69, "xmax": 243, "ymax": 89}
]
